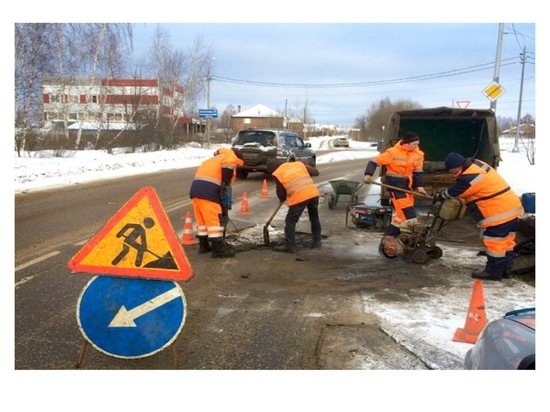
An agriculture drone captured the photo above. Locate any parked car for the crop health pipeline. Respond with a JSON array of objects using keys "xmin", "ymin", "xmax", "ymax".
[
  {"xmin": 231, "ymin": 128, "xmax": 316, "ymax": 179},
  {"xmin": 333, "ymin": 137, "xmax": 349, "ymax": 147},
  {"xmin": 464, "ymin": 307, "xmax": 535, "ymax": 369}
]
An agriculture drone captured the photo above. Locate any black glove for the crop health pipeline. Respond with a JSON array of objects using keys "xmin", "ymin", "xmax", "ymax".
[
  {"xmin": 220, "ymin": 185, "xmax": 232, "ymax": 210},
  {"xmin": 433, "ymin": 191, "xmax": 445, "ymax": 202}
]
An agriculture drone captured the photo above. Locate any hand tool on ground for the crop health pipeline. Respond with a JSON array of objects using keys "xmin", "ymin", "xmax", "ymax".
[
  {"xmin": 367, "ymin": 181, "xmax": 433, "ymax": 200},
  {"xmin": 263, "ymin": 201, "xmax": 284, "ymax": 246}
]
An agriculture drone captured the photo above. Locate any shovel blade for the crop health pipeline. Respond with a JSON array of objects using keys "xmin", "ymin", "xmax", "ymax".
[{"xmin": 263, "ymin": 225, "xmax": 270, "ymax": 245}]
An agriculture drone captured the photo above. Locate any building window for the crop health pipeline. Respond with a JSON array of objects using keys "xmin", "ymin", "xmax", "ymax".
[{"xmin": 50, "ymin": 94, "xmax": 61, "ymax": 103}]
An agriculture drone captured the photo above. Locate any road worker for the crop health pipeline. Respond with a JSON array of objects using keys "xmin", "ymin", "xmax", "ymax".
[
  {"xmin": 266, "ymin": 156, "xmax": 321, "ymax": 253},
  {"xmin": 189, "ymin": 148, "xmax": 244, "ymax": 258},
  {"xmin": 435, "ymin": 152, "xmax": 524, "ymax": 281},
  {"xmin": 363, "ymin": 131, "xmax": 427, "ymax": 256}
]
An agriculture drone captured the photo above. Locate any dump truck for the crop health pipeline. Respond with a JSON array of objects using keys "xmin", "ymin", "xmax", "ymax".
[{"xmin": 378, "ymin": 106, "xmax": 501, "ymax": 205}]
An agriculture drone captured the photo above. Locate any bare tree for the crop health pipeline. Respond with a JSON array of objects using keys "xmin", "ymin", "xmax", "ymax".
[
  {"xmin": 142, "ymin": 26, "xmax": 213, "ymax": 147},
  {"xmin": 14, "ymin": 24, "xmax": 57, "ymax": 156},
  {"xmin": 355, "ymin": 97, "xmax": 422, "ymax": 141}
]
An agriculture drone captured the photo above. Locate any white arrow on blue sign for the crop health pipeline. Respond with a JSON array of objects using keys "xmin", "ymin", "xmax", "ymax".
[{"xmin": 77, "ymin": 276, "xmax": 187, "ymax": 359}]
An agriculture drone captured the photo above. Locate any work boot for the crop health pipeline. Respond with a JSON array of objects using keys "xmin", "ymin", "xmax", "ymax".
[
  {"xmin": 471, "ymin": 270, "xmax": 503, "ymax": 281},
  {"xmin": 198, "ymin": 237, "xmax": 211, "ymax": 254},
  {"xmin": 211, "ymin": 240, "xmax": 236, "ymax": 258}
]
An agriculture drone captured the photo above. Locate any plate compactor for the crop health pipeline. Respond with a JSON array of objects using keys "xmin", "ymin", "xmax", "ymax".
[{"xmin": 379, "ymin": 197, "xmax": 466, "ymax": 264}]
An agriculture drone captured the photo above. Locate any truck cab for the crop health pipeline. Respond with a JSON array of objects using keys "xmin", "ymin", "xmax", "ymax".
[{"xmin": 378, "ymin": 107, "xmax": 501, "ymax": 205}]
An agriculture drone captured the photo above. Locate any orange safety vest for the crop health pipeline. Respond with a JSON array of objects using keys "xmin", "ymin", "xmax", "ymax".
[
  {"xmin": 456, "ymin": 160, "xmax": 524, "ymax": 228},
  {"xmin": 272, "ymin": 162, "xmax": 319, "ymax": 206},
  {"xmin": 375, "ymin": 140, "xmax": 424, "ymax": 184},
  {"xmin": 193, "ymin": 148, "xmax": 243, "ymax": 186}
]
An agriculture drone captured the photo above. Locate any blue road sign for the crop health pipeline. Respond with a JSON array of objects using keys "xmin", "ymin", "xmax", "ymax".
[
  {"xmin": 77, "ymin": 276, "xmax": 186, "ymax": 359},
  {"xmin": 199, "ymin": 109, "xmax": 218, "ymax": 118}
]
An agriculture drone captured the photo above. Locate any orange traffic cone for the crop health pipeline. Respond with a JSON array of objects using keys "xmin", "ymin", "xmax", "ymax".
[
  {"xmin": 453, "ymin": 279, "xmax": 487, "ymax": 344},
  {"xmin": 181, "ymin": 211, "xmax": 199, "ymax": 245},
  {"xmin": 259, "ymin": 179, "xmax": 270, "ymax": 198},
  {"xmin": 239, "ymin": 192, "xmax": 249, "ymax": 214}
]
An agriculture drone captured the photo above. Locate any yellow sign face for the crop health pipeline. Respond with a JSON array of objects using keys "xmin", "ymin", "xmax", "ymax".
[
  {"xmin": 483, "ymin": 82, "xmax": 506, "ymax": 101},
  {"xmin": 68, "ymin": 186, "xmax": 193, "ymax": 281}
]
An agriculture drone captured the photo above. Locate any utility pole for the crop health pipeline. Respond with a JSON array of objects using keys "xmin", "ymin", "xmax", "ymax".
[
  {"xmin": 490, "ymin": 23, "xmax": 505, "ymax": 113},
  {"xmin": 512, "ymin": 45, "xmax": 527, "ymax": 153},
  {"xmin": 206, "ymin": 65, "xmax": 211, "ymax": 146}
]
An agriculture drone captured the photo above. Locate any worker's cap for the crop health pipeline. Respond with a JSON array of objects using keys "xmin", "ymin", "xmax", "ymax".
[
  {"xmin": 444, "ymin": 152, "xmax": 466, "ymax": 170},
  {"xmin": 401, "ymin": 132, "xmax": 419, "ymax": 144}
]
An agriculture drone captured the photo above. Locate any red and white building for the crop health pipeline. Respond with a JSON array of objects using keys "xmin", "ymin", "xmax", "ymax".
[{"xmin": 41, "ymin": 77, "xmax": 202, "ymax": 134}]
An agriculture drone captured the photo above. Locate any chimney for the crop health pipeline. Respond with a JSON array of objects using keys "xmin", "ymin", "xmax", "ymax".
[{"xmin": 237, "ymin": 105, "xmax": 241, "ymax": 113}]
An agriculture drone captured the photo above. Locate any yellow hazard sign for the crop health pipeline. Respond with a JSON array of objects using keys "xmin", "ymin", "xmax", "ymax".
[
  {"xmin": 483, "ymin": 82, "xmax": 506, "ymax": 101},
  {"xmin": 68, "ymin": 186, "xmax": 193, "ymax": 281}
]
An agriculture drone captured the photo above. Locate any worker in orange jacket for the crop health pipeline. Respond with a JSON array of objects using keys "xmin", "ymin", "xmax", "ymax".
[
  {"xmin": 363, "ymin": 131, "xmax": 427, "ymax": 255},
  {"xmin": 267, "ymin": 156, "xmax": 321, "ymax": 253},
  {"xmin": 189, "ymin": 148, "xmax": 244, "ymax": 258},
  {"xmin": 435, "ymin": 152, "xmax": 524, "ymax": 281}
]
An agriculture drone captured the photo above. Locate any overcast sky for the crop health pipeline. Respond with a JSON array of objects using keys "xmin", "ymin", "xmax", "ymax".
[
  {"xmin": 6, "ymin": 2, "xmax": 542, "ymax": 128},
  {"xmin": 130, "ymin": 21, "xmax": 536, "ymax": 126}
]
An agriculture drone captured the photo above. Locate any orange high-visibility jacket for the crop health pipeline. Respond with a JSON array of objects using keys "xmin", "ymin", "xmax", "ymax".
[
  {"xmin": 370, "ymin": 140, "xmax": 424, "ymax": 188},
  {"xmin": 272, "ymin": 162, "xmax": 320, "ymax": 206},
  {"xmin": 190, "ymin": 148, "xmax": 243, "ymax": 203},
  {"xmin": 444, "ymin": 159, "xmax": 524, "ymax": 228}
]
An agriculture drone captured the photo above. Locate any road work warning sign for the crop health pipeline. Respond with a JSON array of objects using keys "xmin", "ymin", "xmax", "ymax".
[{"xmin": 68, "ymin": 186, "xmax": 193, "ymax": 281}]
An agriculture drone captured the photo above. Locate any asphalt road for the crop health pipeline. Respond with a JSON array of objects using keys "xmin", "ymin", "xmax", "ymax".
[{"xmin": 14, "ymin": 154, "xmax": 535, "ymax": 370}]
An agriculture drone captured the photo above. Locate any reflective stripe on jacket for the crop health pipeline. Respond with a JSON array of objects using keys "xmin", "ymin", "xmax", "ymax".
[
  {"xmin": 272, "ymin": 162, "xmax": 320, "ymax": 206},
  {"xmin": 190, "ymin": 148, "xmax": 243, "ymax": 203},
  {"xmin": 443, "ymin": 159, "xmax": 524, "ymax": 228},
  {"xmin": 365, "ymin": 140, "xmax": 424, "ymax": 188}
]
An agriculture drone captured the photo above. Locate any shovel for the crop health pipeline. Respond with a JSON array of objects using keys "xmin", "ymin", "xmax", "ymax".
[
  {"xmin": 368, "ymin": 180, "xmax": 433, "ymax": 200},
  {"xmin": 263, "ymin": 201, "xmax": 284, "ymax": 246}
]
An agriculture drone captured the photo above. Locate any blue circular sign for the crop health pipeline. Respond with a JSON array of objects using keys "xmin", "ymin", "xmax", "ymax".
[{"xmin": 77, "ymin": 276, "xmax": 186, "ymax": 359}]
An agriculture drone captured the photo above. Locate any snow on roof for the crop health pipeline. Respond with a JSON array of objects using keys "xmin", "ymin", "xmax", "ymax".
[{"xmin": 232, "ymin": 104, "xmax": 282, "ymax": 118}]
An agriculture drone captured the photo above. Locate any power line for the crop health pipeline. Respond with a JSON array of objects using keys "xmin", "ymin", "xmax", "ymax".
[{"xmin": 212, "ymin": 58, "xmax": 521, "ymax": 89}]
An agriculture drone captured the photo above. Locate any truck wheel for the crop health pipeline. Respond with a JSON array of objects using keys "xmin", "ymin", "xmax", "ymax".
[{"xmin": 236, "ymin": 170, "xmax": 248, "ymax": 179}]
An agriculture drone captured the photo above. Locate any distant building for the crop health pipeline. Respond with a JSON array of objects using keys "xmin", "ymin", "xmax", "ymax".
[
  {"xmin": 501, "ymin": 123, "xmax": 536, "ymax": 138},
  {"xmin": 41, "ymin": 77, "xmax": 202, "ymax": 137},
  {"xmin": 231, "ymin": 104, "xmax": 285, "ymax": 132}
]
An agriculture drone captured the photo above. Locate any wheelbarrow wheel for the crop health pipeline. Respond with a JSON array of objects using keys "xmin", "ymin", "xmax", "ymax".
[
  {"xmin": 411, "ymin": 248, "xmax": 430, "ymax": 264},
  {"xmin": 328, "ymin": 194, "xmax": 335, "ymax": 209},
  {"xmin": 428, "ymin": 246, "xmax": 443, "ymax": 260}
]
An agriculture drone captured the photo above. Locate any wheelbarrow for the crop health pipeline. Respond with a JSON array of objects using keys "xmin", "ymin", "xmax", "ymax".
[{"xmin": 327, "ymin": 180, "xmax": 363, "ymax": 209}]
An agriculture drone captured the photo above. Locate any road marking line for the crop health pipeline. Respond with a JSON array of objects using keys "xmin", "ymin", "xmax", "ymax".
[{"xmin": 15, "ymin": 250, "xmax": 61, "ymax": 273}]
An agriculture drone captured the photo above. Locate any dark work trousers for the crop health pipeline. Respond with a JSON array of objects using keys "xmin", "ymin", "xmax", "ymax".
[
  {"xmin": 284, "ymin": 196, "xmax": 321, "ymax": 248},
  {"xmin": 483, "ymin": 218, "xmax": 519, "ymax": 276}
]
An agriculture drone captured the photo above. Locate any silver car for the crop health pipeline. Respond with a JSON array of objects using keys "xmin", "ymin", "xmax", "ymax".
[{"xmin": 464, "ymin": 307, "xmax": 535, "ymax": 369}]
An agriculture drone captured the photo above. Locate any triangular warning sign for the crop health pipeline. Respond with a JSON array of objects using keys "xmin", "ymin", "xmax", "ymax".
[{"xmin": 68, "ymin": 186, "xmax": 193, "ymax": 281}]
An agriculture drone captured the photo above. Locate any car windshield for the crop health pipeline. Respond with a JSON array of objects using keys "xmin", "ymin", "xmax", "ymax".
[{"xmin": 234, "ymin": 131, "xmax": 276, "ymax": 147}]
